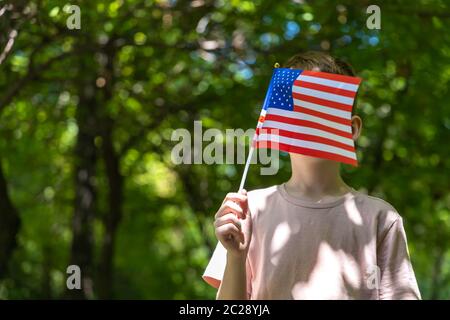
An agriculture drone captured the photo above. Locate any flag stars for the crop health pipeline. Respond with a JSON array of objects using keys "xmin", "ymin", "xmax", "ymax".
[{"xmin": 269, "ymin": 69, "xmax": 302, "ymax": 110}]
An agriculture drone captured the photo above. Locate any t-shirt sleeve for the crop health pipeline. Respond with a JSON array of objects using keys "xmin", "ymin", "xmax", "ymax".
[
  {"xmin": 202, "ymin": 241, "xmax": 227, "ymax": 289},
  {"xmin": 377, "ymin": 217, "xmax": 421, "ymax": 300}
]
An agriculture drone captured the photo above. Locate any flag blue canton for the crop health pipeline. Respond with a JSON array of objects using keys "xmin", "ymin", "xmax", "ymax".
[{"xmin": 263, "ymin": 68, "xmax": 302, "ymax": 111}]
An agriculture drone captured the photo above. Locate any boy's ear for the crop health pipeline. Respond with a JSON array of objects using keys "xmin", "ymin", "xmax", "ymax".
[{"xmin": 351, "ymin": 115, "xmax": 362, "ymax": 141}]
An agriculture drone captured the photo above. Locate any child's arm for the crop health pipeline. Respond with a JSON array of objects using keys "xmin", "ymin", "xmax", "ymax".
[
  {"xmin": 217, "ymin": 253, "xmax": 247, "ymax": 299},
  {"xmin": 213, "ymin": 190, "xmax": 252, "ymax": 300}
]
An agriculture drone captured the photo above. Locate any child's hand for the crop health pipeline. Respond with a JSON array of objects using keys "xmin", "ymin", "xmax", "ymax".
[{"xmin": 214, "ymin": 190, "xmax": 252, "ymax": 258}]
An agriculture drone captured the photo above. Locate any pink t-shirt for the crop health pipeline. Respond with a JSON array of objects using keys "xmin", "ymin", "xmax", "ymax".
[{"xmin": 203, "ymin": 184, "xmax": 421, "ymax": 300}]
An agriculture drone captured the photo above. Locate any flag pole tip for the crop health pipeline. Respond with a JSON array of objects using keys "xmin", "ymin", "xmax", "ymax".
[{"xmin": 274, "ymin": 62, "xmax": 280, "ymax": 68}]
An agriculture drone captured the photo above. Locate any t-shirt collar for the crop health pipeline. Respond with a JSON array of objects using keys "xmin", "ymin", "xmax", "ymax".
[{"xmin": 277, "ymin": 183, "xmax": 357, "ymax": 209}]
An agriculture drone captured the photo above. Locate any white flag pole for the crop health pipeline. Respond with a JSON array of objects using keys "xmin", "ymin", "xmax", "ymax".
[
  {"xmin": 238, "ymin": 144, "xmax": 254, "ymax": 192},
  {"xmin": 237, "ymin": 62, "xmax": 279, "ymax": 193},
  {"xmin": 204, "ymin": 64, "xmax": 279, "ymax": 283}
]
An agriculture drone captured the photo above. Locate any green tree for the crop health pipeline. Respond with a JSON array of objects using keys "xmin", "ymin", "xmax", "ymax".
[{"xmin": 0, "ymin": 0, "xmax": 449, "ymax": 299}]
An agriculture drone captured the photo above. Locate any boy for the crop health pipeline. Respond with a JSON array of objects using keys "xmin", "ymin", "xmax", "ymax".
[{"xmin": 203, "ymin": 51, "xmax": 421, "ymax": 300}]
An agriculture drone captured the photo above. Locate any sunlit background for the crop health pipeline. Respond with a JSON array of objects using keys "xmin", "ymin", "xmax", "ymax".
[{"xmin": 0, "ymin": 0, "xmax": 449, "ymax": 299}]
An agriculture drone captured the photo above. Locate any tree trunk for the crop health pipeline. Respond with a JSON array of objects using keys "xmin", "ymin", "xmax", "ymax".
[
  {"xmin": 97, "ymin": 118, "xmax": 123, "ymax": 299},
  {"xmin": 67, "ymin": 80, "xmax": 98, "ymax": 299},
  {"xmin": 0, "ymin": 159, "xmax": 21, "ymax": 278},
  {"xmin": 96, "ymin": 43, "xmax": 123, "ymax": 299},
  {"xmin": 0, "ymin": 1, "xmax": 27, "ymax": 280}
]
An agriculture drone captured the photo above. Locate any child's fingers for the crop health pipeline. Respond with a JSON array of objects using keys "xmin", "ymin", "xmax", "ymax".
[
  {"xmin": 215, "ymin": 200, "xmax": 244, "ymax": 219},
  {"xmin": 216, "ymin": 224, "xmax": 245, "ymax": 244},
  {"xmin": 223, "ymin": 192, "xmax": 247, "ymax": 204},
  {"xmin": 214, "ymin": 213, "xmax": 242, "ymax": 230}
]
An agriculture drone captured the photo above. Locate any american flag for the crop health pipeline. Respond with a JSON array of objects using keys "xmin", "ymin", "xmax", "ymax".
[{"xmin": 255, "ymin": 68, "xmax": 361, "ymax": 166}]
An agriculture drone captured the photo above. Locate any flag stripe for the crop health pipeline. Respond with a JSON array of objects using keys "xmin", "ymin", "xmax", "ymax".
[
  {"xmin": 266, "ymin": 107, "xmax": 351, "ymax": 133},
  {"xmin": 292, "ymin": 86, "xmax": 355, "ymax": 105},
  {"xmin": 296, "ymin": 75, "xmax": 359, "ymax": 92},
  {"xmin": 293, "ymin": 106, "xmax": 352, "ymax": 125},
  {"xmin": 301, "ymin": 70, "xmax": 362, "ymax": 85},
  {"xmin": 292, "ymin": 92, "xmax": 353, "ymax": 112},
  {"xmin": 257, "ymin": 134, "xmax": 357, "ymax": 160},
  {"xmin": 294, "ymin": 80, "xmax": 357, "ymax": 98},
  {"xmin": 262, "ymin": 119, "xmax": 354, "ymax": 146},
  {"xmin": 292, "ymin": 99, "xmax": 352, "ymax": 119},
  {"xmin": 265, "ymin": 111, "xmax": 353, "ymax": 137},
  {"xmin": 262, "ymin": 127, "xmax": 356, "ymax": 152},
  {"xmin": 256, "ymin": 141, "xmax": 358, "ymax": 166}
]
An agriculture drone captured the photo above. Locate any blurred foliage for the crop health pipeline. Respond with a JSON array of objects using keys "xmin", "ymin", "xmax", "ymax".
[{"xmin": 0, "ymin": 0, "xmax": 449, "ymax": 299}]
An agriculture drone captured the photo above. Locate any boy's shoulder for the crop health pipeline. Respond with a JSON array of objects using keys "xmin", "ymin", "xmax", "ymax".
[
  {"xmin": 352, "ymin": 191, "xmax": 402, "ymax": 222},
  {"xmin": 247, "ymin": 185, "xmax": 279, "ymax": 198},
  {"xmin": 246, "ymin": 185, "xmax": 280, "ymax": 213}
]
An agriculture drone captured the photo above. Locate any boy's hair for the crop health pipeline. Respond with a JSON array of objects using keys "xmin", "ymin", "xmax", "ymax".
[
  {"xmin": 283, "ymin": 51, "xmax": 358, "ymax": 112},
  {"xmin": 283, "ymin": 51, "xmax": 356, "ymax": 77}
]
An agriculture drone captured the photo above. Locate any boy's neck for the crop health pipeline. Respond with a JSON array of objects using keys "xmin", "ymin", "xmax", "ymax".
[{"xmin": 285, "ymin": 159, "xmax": 351, "ymax": 202}]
